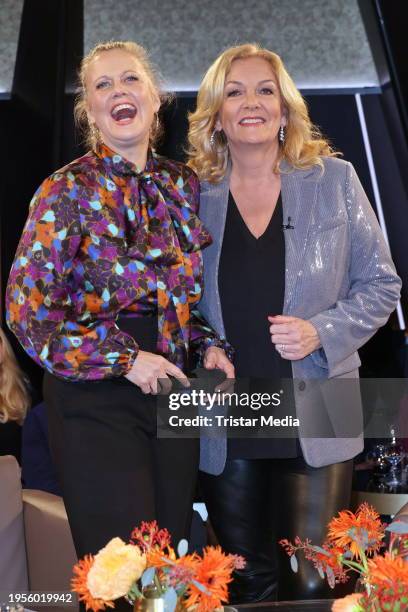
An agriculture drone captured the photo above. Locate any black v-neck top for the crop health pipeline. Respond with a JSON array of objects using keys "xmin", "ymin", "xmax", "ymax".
[{"xmin": 219, "ymin": 191, "xmax": 297, "ymax": 459}]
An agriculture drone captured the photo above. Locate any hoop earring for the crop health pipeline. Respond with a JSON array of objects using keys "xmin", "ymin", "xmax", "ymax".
[{"xmin": 279, "ymin": 125, "xmax": 285, "ymax": 144}]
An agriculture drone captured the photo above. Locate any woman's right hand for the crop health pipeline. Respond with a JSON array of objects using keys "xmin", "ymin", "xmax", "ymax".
[{"xmin": 125, "ymin": 350, "xmax": 190, "ymax": 394}]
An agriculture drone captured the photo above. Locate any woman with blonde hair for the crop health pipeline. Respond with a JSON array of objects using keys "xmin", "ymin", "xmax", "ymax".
[
  {"xmin": 6, "ymin": 40, "xmax": 233, "ymax": 565},
  {"xmin": 0, "ymin": 328, "xmax": 30, "ymax": 461},
  {"xmin": 188, "ymin": 43, "xmax": 401, "ymax": 602}
]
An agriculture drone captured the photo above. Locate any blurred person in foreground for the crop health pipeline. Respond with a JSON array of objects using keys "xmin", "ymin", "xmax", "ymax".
[
  {"xmin": 0, "ymin": 328, "xmax": 30, "ymax": 462},
  {"xmin": 6, "ymin": 40, "xmax": 233, "ymax": 564},
  {"xmin": 187, "ymin": 43, "xmax": 401, "ymax": 602},
  {"xmin": 21, "ymin": 400, "xmax": 61, "ymax": 495}
]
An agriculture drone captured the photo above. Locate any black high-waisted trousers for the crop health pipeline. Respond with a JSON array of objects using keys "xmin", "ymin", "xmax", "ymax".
[
  {"xmin": 44, "ymin": 317, "xmax": 199, "ymax": 560},
  {"xmin": 200, "ymin": 456, "xmax": 353, "ymax": 604}
]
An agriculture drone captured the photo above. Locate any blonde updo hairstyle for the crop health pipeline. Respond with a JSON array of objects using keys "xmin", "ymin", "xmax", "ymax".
[
  {"xmin": 0, "ymin": 328, "xmax": 30, "ymax": 424},
  {"xmin": 74, "ymin": 40, "xmax": 170, "ymax": 150},
  {"xmin": 188, "ymin": 43, "xmax": 337, "ymax": 183}
]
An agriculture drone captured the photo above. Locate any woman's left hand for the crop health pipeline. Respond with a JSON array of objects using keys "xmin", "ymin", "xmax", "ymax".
[
  {"xmin": 204, "ymin": 346, "xmax": 235, "ymax": 378},
  {"xmin": 268, "ymin": 315, "xmax": 321, "ymax": 360}
]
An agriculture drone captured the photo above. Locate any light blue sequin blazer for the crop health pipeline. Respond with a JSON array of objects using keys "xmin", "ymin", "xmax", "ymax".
[{"xmin": 198, "ymin": 157, "xmax": 402, "ymax": 473}]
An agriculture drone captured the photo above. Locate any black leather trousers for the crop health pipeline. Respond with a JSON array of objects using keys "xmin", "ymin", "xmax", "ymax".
[{"xmin": 200, "ymin": 456, "xmax": 353, "ymax": 604}]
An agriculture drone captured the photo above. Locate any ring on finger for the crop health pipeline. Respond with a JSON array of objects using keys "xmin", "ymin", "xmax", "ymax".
[{"xmin": 279, "ymin": 344, "xmax": 286, "ymax": 353}]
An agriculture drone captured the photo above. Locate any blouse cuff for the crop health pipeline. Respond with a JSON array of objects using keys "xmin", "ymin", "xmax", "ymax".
[
  {"xmin": 118, "ymin": 345, "xmax": 139, "ymax": 377},
  {"xmin": 195, "ymin": 336, "xmax": 235, "ymax": 367}
]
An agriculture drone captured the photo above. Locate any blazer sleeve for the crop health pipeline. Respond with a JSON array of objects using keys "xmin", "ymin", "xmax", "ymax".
[
  {"xmin": 180, "ymin": 169, "xmax": 234, "ymax": 364},
  {"xmin": 308, "ymin": 162, "xmax": 401, "ymax": 378}
]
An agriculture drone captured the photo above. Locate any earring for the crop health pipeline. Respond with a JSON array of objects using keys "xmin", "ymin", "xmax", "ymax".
[
  {"xmin": 90, "ymin": 122, "xmax": 101, "ymax": 145},
  {"xmin": 279, "ymin": 125, "xmax": 285, "ymax": 144},
  {"xmin": 210, "ymin": 129, "xmax": 217, "ymax": 147},
  {"xmin": 155, "ymin": 113, "xmax": 160, "ymax": 131}
]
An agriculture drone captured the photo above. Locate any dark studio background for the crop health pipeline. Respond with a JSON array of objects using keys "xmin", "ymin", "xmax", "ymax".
[{"xmin": 1, "ymin": 0, "xmax": 408, "ymax": 397}]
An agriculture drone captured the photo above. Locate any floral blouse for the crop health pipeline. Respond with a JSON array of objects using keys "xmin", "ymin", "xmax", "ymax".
[{"xmin": 6, "ymin": 144, "xmax": 228, "ymax": 381}]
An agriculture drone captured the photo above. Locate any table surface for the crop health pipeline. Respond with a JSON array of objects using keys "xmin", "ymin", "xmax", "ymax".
[
  {"xmin": 352, "ymin": 489, "xmax": 408, "ymax": 515},
  {"xmin": 237, "ymin": 600, "xmax": 333, "ymax": 611}
]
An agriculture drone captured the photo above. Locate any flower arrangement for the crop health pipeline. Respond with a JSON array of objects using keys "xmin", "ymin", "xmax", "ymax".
[
  {"xmin": 280, "ymin": 503, "xmax": 408, "ymax": 611},
  {"xmin": 72, "ymin": 521, "xmax": 245, "ymax": 612}
]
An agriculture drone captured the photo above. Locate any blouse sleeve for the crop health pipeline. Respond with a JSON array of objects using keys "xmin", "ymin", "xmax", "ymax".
[
  {"xmin": 189, "ymin": 308, "xmax": 234, "ymax": 364},
  {"xmin": 6, "ymin": 172, "xmax": 138, "ymax": 381}
]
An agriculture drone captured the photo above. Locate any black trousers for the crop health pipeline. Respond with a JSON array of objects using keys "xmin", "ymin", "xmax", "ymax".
[
  {"xmin": 45, "ymin": 374, "xmax": 199, "ymax": 558},
  {"xmin": 200, "ymin": 456, "xmax": 353, "ymax": 604},
  {"xmin": 43, "ymin": 317, "xmax": 199, "ymax": 560}
]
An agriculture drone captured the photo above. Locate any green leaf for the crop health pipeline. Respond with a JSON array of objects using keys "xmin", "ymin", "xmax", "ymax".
[
  {"xmin": 386, "ymin": 521, "xmax": 408, "ymax": 535},
  {"xmin": 163, "ymin": 587, "xmax": 178, "ymax": 612},
  {"xmin": 326, "ymin": 566, "xmax": 335, "ymax": 589},
  {"xmin": 141, "ymin": 567, "xmax": 156, "ymax": 587},
  {"xmin": 316, "ymin": 563, "xmax": 325, "ymax": 580},
  {"xmin": 191, "ymin": 579, "xmax": 210, "ymax": 594},
  {"xmin": 177, "ymin": 538, "xmax": 189, "ymax": 557},
  {"xmin": 127, "ymin": 583, "xmax": 142, "ymax": 602},
  {"xmin": 290, "ymin": 554, "xmax": 298, "ymax": 573}
]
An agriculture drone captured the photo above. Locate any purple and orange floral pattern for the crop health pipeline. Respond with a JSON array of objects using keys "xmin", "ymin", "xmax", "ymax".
[{"xmin": 6, "ymin": 144, "xmax": 227, "ymax": 380}]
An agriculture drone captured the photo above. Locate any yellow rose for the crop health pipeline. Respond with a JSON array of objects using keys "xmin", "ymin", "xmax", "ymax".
[
  {"xmin": 331, "ymin": 593, "xmax": 364, "ymax": 612},
  {"xmin": 87, "ymin": 537, "xmax": 146, "ymax": 600}
]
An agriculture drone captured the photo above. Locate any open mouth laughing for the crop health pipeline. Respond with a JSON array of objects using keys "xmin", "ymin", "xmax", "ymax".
[{"xmin": 110, "ymin": 103, "xmax": 137, "ymax": 123}]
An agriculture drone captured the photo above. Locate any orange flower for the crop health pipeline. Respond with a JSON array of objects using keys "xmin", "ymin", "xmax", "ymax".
[
  {"xmin": 327, "ymin": 503, "xmax": 384, "ymax": 559},
  {"xmin": 184, "ymin": 546, "xmax": 235, "ymax": 612},
  {"xmin": 71, "ymin": 555, "xmax": 114, "ymax": 612},
  {"xmin": 316, "ymin": 545, "xmax": 344, "ymax": 571},
  {"xmin": 176, "ymin": 552, "xmax": 200, "ymax": 573},
  {"xmin": 367, "ymin": 552, "xmax": 408, "ymax": 588},
  {"xmin": 331, "ymin": 593, "xmax": 364, "ymax": 612},
  {"xmin": 146, "ymin": 546, "xmax": 177, "ymax": 569}
]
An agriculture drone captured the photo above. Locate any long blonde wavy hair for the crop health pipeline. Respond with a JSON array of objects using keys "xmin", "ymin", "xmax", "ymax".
[
  {"xmin": 187, "ymin": 43, "xmax": 337, "ymax": 183},
  {"xmin": 74, "ymin": 40, "xmax": 170, "ymax": 150},
  {"xmin": 0, "ymin": 328, "xmax": 30, "ymax": 424}
]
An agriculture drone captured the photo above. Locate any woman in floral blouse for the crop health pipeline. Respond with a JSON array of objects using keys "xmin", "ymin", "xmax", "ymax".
[{"xmin": 6, "ymin": 41, "xmax": 233, "ymax": 560}]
